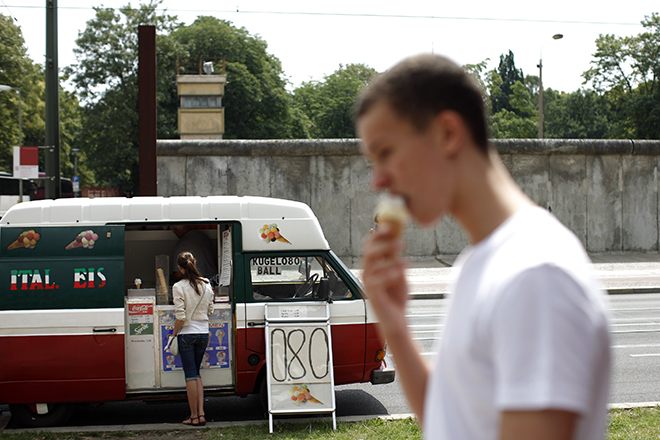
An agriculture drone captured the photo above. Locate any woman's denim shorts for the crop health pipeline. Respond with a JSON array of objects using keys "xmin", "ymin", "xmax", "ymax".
[{"xmin": 178, "ymin": 333, "xmax": 209, "ymax": 381}]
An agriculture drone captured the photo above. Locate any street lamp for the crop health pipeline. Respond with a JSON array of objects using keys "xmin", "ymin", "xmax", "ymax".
[
  {"xmin": 0, "ymin": 85, "xmax": 22, "ymax": 148},
  {"xmin": 71, "ymin": 148, "xmax": 80, "ymax": 197},
  {"xmin": 537, "ymin": 33, "xmax": 563, "ymax": 139}
]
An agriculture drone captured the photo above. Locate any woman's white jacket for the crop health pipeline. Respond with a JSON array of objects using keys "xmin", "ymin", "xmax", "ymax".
[{"xmin": 173, "ymin": 279, "xmax": 213, "ymax": 323}]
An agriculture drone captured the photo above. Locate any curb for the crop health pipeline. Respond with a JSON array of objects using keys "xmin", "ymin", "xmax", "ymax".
[
  {"xmin": 6, "ymin": 406, "xmax": 660, "ymax": 433},
  {"xmin": 409, "ymin": 287, "xmax": 660, "ymax": 300},
  {"xmin": 2, "ymin": 413, "xmax": 417, "ymax": 434},
  {"xmin": 609, "ymin": 402, "xmax": 660, "ymax": 409}
]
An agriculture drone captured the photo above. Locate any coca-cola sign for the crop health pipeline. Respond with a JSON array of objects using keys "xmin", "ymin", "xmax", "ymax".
[{"xmin": 128, "ymin": 303, "xmax": 153, "ymax": 315}]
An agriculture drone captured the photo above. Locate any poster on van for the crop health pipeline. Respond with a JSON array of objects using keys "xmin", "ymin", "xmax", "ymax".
[{"xmin": 159, "ymin": 309, "xmax": 231, "ymax": 371}]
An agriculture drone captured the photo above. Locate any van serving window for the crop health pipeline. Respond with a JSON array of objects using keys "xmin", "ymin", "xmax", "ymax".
[{"xmin": 250, "ymin": 255, "xmax": 351, "ymax": 301}]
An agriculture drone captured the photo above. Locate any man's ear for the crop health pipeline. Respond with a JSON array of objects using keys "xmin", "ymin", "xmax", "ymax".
[{"xmin": 432, "ymin": 110, "xmax": 467, "ymax": 158}]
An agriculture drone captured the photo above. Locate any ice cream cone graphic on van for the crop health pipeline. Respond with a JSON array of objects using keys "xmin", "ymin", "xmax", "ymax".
[
  {"xmin": 258, "ymin": 223, "xmax": 292, "ymax": 244},
  {"xmin": 7, "ymin": 230, "xmax": 40, "ymax": 250},
  {"xmin": 66, "ymin": 230, "xmax": 99, "ymax": 250}
]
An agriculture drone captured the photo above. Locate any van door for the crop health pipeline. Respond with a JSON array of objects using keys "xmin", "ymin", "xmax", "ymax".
[
  {"xmin": 241, "ymin": 253, "xmax": 367, "ymax": 390},
  {"xmin": 0, "ymin": 225, "xmax": 126, "ymax": 405}
]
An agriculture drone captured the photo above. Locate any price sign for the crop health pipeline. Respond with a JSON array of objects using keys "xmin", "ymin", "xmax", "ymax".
[{"xmin": 264, "ymin": 303, "xmax": 336, "ymax": 432}]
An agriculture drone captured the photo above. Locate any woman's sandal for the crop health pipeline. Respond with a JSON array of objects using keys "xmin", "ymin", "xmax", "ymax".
[
  {"xmin": 198, "ymin": 414, "xmax": 206, "ymax": 426},
  {"xmin": 182, "ymin": 416, "xmax": 199, "ymax": 426}
]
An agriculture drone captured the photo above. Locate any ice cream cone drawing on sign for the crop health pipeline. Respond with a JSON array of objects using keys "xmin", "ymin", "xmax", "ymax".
[
  {"xmin": 66, "ymin": 230, "xmax": 99, "ymax": 250},
  {"xmin": 258, "ymin": 223, "xmax": 292, "ymax": 244},
  {"xmin": 215, "ymin": 329, "xmax": 225, "ymax": 344},
  {"xmin": 7, "ymin": 230, "xmax": 40, "ymax": 250},
  {"xmin": 288, "ymin": 384, "xmax": 323, "ymax": 406}
]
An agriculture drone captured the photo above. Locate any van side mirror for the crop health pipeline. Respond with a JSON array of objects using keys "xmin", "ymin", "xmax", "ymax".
[{"xmin": 318, "ymin": 277, "xmax": 330, "ymax": 302}]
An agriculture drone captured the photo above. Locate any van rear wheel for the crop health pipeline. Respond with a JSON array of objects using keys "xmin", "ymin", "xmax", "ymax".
[{"xmin": 9, "ymin": 403, "xmax": 74, "ymax": 427}]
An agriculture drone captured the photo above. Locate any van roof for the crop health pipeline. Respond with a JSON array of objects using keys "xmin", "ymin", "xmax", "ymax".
[{"xmin": 0, "ymin": 196, "xmax": 330, "ymax": 251}]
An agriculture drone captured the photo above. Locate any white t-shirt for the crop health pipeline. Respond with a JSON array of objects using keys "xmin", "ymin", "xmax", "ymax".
[{"xmin": 423, "ymin": 207, "xmax": 610, "ymax": 440}]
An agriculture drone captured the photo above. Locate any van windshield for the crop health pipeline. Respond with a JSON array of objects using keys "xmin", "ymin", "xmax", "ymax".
[{"xmin": 249, "ymin": 255, "xmax": 352, "ymax": 302}]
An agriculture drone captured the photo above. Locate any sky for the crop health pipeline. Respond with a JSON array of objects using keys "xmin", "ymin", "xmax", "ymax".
[{"xmin": 3, "ymin": 1, "xmax": 658, "ymax": 93}]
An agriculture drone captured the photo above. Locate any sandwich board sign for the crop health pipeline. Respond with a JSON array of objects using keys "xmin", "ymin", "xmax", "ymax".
[
  {"xmin": 264, "ymin": 302, "xmax": 336, "ymax": 433},
  {"xmin": 13, "ymin": 146, "xmax": 39, "ymax": 179}
]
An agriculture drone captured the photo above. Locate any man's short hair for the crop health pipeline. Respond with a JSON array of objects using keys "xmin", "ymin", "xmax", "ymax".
[{"xmin": 356, "ymin": 54, "xmax": 489, "ymax": 153}]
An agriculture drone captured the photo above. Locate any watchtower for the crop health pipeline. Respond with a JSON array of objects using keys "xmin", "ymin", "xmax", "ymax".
[{"xmin": 176, "ymin": 57, "xmax": 227, "ymax": 139}]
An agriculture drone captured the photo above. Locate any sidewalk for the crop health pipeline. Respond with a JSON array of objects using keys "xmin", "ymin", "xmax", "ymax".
[{"xmin": 346, "ymin": 253, "xmax": 660, "ymax": 300}]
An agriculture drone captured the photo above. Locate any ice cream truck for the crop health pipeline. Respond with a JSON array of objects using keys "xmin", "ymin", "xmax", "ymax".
[{"xmin": 0, "ymin": 196, "xmax": 393, "ymax": 427}]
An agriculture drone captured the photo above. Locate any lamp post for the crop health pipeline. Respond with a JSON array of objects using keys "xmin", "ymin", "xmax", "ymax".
[
  {"xmin": 538, "ymin": 33, "xmax": 563, "ymax": 139},
  {"xmin": 71, "ymin": 148, "xmax": 80, "ymax": 197}
]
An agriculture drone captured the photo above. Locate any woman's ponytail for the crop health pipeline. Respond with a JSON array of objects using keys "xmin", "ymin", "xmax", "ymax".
[{"xmin": 177, "ymin": 251, "xmax": 205, "ymax": 296}]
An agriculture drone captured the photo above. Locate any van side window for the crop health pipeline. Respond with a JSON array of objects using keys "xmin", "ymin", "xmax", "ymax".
[{"xmin": 250, "ymin": 256, "xmax": 352, "ymax": 301}]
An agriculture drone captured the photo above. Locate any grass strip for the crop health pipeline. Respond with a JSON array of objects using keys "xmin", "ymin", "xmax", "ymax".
[{"xmin": 3, "ymin": 407, "xmax": 660, "ymax": 440}]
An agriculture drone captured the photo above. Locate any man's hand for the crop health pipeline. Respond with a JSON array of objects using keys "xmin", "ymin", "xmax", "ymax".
[{"xmin": 362, "ymin": 223, "xmax": 430, "ymax": 421}]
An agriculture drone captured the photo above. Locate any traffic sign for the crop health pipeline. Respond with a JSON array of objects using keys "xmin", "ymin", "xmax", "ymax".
[{"xmin": 13, "ymin": 146, "xmax": 39, "ymax": 179}]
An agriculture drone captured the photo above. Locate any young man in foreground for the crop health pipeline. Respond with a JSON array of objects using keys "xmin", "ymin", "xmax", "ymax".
[{"xmin": 358, "ymin": 54, "xmax": 610, "ymax": 440}]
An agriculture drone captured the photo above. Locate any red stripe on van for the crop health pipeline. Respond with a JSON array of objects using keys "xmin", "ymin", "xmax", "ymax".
[{"xmin": 0, "ymin": 334, "xmax": 126, "ymax": 404}]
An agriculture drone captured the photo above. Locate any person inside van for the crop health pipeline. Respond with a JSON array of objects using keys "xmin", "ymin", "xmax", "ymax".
[
  {"xmin": 358, "ymin": 54, "xmax": 610, "ymax": 440},
  {"xmin": 170, "ymin": 251, "xmax": 214, "ymax": 426},
  {"xmin": 171, "ymin": 225, "xmax": 218, "ymax": 284}
]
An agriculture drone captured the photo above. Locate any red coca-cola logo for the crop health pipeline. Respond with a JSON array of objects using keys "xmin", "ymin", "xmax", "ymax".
[{"xmin": 129, "ymin": 303, "xmax": 152, "ymax": 315}]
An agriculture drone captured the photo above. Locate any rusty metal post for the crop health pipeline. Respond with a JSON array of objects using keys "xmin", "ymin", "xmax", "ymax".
[{"xmin": 138, "ymin": 25, "xmax": 157, "ymax": 196}]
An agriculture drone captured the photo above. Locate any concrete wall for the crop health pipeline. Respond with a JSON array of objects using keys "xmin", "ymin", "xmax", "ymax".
[{"xmin": 157, "ymin": 139, "xmax": 660, "ymax": 259}]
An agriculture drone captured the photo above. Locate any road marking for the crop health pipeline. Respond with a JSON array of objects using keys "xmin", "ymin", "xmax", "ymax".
[
  {"xmin": 611, "ymin": 329, "xmax": 660, "ymax": 334},
  {"xmin": 613, "ymin": 343, "xmax": 660, "ymax": 348},
  {"xmin": 630, "ymin": 353, "xmax": 660, "ymax": 357},
  {"xmin": 405, "ymin": 313, "xmax": 446, "ymax": 318},
  {"xmin": 609, "ymin": 307, "xmax": 660, "ymax": 311},
  {"xmin": 408, "ymin": 324, "xmax": 444, "ymax": 329}
]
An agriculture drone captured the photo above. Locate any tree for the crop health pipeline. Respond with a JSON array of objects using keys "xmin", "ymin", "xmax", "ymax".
[
  {"xmin": 170, "ymin": 16, "xmax": 307, "ymax": 139},
  {"xmin": 293, "ymin": 64, "xmax": 377, "ymax": 138},
  {"xmin": 544, "ymin": 89, "xmax": 612, "ymax": 139},
  {"xmin": 66, "ymin": 0, "xmax": 180, "ymax": 194},
  {"xmin": 0, "ymin": 14, "xmax": 82, "ymax": 182},
  {"xmin": 583, "ymin": 13, "xmax": 660, "ymax": 139},
  {"xmin": 0, "ymin": 14, "xmax": 44, "ymax": 171},
  {"xmin": 492, "ymin": 50, "xmax": 524, "ymax": 114},
  {"xmin": 490, "ymin": 80, "xmax": 538, "ymax": 138}
]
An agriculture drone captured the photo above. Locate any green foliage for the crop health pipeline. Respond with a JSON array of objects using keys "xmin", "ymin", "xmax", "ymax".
[
  {"xmin": 0, "ymin": 14, "xmax": 43, "ymax": 171},
  {"xmin": 583, "ymin": 13, "xmax": 660, "ymax": 139},
  {"xmin": 293, "ymin": 63, "xmax": 377, "ymax": 138},
  {"xmin": 544, "ymin": 89, "xmax": 612, "ymax": 139},
  {"xmin": 170, "ymin": 16, "xmax": 304, "ymax": 139},
  {"xmin": 489, "ymin": 80, "xmax": 537, "ymax": 138},
  {"xmin": 492, "ymin": 50, "xmax": 524, "ymax": 115},
  {"xmin": 607, "ymin": 407, "xmax": 660, "ymax": 439},
  {"xmin": 0, "ymin": 14, "xmax": 82, "ymax": 182},
  {"xmin": 65, "ymin": 0, "xmax": 180, "ymax": 193}
]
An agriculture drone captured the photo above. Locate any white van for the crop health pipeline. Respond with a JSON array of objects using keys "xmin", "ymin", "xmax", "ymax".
[{"xmin": 0, "ymin": 196, "xmax": 393, "ymax": 427}]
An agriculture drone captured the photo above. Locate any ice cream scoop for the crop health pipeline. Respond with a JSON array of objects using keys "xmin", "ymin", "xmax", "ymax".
[{"xmin": 375, "ymin": 195, "xmax": 409, "ymax": 237}]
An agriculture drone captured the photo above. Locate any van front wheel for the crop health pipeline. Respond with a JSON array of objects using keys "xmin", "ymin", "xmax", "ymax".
[{"xmin": 9, "ymin": 403, "xmax": 74, "ymax": 427}]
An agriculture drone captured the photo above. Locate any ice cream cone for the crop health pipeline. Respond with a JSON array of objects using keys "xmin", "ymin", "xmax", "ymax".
[
  {"xmin": 276, "ymin": 236, "xmax": 292, "ymax": 244},
  {"xmin": 66, "ymin": 240, "xmax": 84, "ymax": 250},
  {"xmin": 7, "ymin": 239, "xmax": 23, "ymax": 250},
  {"xmin": 307, "ymin": 396, "xmax": 323, "ymax": 404},
  {"xmin": 157, "ymin": 268, "xmax": 167, "ymax": 294},
  {"xmin": 376, "ymin": 196, "xmax": 409, "ymax": 238}
]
